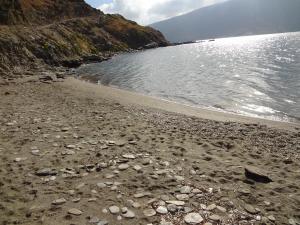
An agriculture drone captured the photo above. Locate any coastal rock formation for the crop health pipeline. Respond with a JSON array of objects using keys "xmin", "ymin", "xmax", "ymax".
[{"xmin": 0, "ymin": 0, "xmax": 169, "ymax": 78}]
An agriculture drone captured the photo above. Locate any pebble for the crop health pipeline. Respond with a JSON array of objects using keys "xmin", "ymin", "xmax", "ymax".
[
  {"xmin": 52, "ymin": 198, "xmax": 66, "ymax": 205},
  {"xmin": 97, "ymin": 182, "xmax": 107, "ymax": 188},
  {"xmin": 118, "ymin": 163, "xmax": 129, "ymax": 170},
  {"xmin": 31, "ymin": 150, "xmax": 40, "ymax": 155},
  {"xmin": 176, "ymin": 194, "xmax": 189, "ymax": 201},
  {"xmin": 268, "ymin": 215, "xmax": 276, "ymax": 222},
  {"xmin": 167, "ymin": 204, "xmax": 178, "ymax": 213},
  {"xmin": 143, "ymin": 209, "xmax": 156, "ymax": 217},
  {"xmin": 123, "ymin": 154, "xmax": 135, "ymax": 159},
  {"xmin": 68, "ymin": 208, "xmax": 82, "ymax": 215},
  {"xmin": 216, "ymin": 206, "xmax": 227, "ymax": 213},
  {"xmin": 180, "ymin": 186, "xmax": 192, "ymax": 194},
  {"xmin": 206, "ymin": 203, "xmax": 217, "ymax": 211},
  {"xmin": 97, "ymin": 221, "xmax": 108, "ymax": 225},
  {"xmin": 156, "ymin": 206, "xmax": 168, "ymax": 214},
  {"xmin": 209, "ymin": 214, "xmax": 221, "ymax": 221},
  {"xmin": 36, "ymin": 168, "xmax": 57, "ymax": 176},
  {"xmin": 174, "ymin": 175, "xmax": 185, "ymax": 181},
  {"xmin": 122, "ymin": 209, "xmax": 135, "ymax": 218},
  {"xmin": 133, "ymin": 165, "xmax": 142, "ymax": 171},
  {"xmin": 243, "ymin": 204, "xmax": 257, "ymax": 214},
  {"xmin": 89, "ymin": 217, "xmax": 100, "ymax": 223},
  {"xmin": 66, "ymin": 145, "xmax": 76, "ymax": 149},
  {"xmin": 109, "ymin": 205, "xmax": 120, "ymax": 214},
  {"xmin": 134, "ymin": 192, "xmax": 151, "ymax": 198},
  {"xmin": 184, "ymin": 213, "xmax": 203, "ymax": 224},
  {"xmin": 166, "ymin": 200, "xmax": 185, "ymax": 206}
]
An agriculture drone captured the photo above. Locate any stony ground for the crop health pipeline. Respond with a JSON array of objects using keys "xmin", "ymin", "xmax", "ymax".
[{"xmin": 0, "ymin": 76, "xmax": 299, "ymax": 225}]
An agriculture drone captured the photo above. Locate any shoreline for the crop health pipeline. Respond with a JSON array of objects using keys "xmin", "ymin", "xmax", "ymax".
[
  {"xmin": 0, "ymin": 76, "xmax": 299, "ymax": 225},
  {"xmin": 71, "ymin": 77, "xmax": 300, "ymax": 131}
]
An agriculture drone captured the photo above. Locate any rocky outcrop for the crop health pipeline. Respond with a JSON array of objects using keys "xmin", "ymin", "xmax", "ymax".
[{"xmin": 0, "ymin": 0, "xmax": 169, "ymax": 78}]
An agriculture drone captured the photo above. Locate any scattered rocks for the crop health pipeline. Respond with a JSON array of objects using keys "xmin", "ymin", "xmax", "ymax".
[
  {"xmin": 184, "ymin": 213, "xmax": 203, "ymax": 224},
  {"xmin": 245, "ymin": 166, "xmax": 272, "ymax": 183}
]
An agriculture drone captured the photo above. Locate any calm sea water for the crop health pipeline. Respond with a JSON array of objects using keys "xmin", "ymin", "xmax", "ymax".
[{"xmin": 77, "ymin": 32, "xmax": 300, "ymax": 122}]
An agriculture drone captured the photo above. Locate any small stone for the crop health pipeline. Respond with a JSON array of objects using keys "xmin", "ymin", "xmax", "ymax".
[
  {"xmin": 180, "ymin": 186, "xmax": 191, "ymax": 194},
  {"xmin": 289, "ymin": 218, "xmax": 298, "ymax": 225},
  {"xmin": 156, "ymin": 206, "xmax": 168, "ymax": 214},
  {"xmin": 31, "ymin": 150, "xmax": 40, "ymax": 156},
  {"xmin": 204, "ymin": 223, "xmax": 213, "ymax": 225},
  {"xmin": 36, "ymin": 168, "xmax": 57, "ymax": 176},
  {"xmin": 143, "ymin": 209, "xmax": 156, "ymax": 217},
  {"xmin": 97, "ymin": 220, "xmax": 108, "ymax": 225},
  {"xmin": 68, "ymin": 208, "xmax": 82, "ymax": 216},
  {"xmin": 134, "ymin": 192, "xmax": 151, "ymax": 198},
  {"xmin": 216, "ymin": 206, "xmax": 226, "ymax": 213},
  {"xmin": 61, "ymin": 127, "xmax": 70, "ymax": 132},
  {"xmin": 62, "ymin": 150, "xmax": 75, "ymax": 155},
  {"xmin": 245, "ymin": 166, "xmax": 272, "ymax": 183},
  {"xmin": 118, "ymin": 164, "xmax": 129, "ymax": 170},
  {"xmin": 206, "ymin": 204, "xmax": 216, "ymax": 211},
  {"xmin": 97, "ymin": 182, "xmax": 107, "ymax": 188},
  {"xmin": 122, "ymin": 209, "xmax": 135, "ymax": 218},
  {"xmin": 123, "ymin": 154, "xmax": 135, "ymax": 159},
  {"xmin": 244, "ymin": 204, "xmax": 257, "ymax": 214},
  {"xmin": 89, "ymin": 217, "xmax": 100, "ymax": 223},
  {"xmin": 184, "ymin": 213, "xmax": 203, "ymax": 224},
  {"xmin": 66, "ymin": 145, "xmax": 76, "ymax": 149},
  {"xmin": 142, "ymin": 158, "xmax": 151, "ymax": 165},
  {"xmin": 174, "ymin": 175, "xmax": 185, "ymax": 181},
  {"xmin": 52, "ymin": 198, "xmax": 66, "ymax": 205},
  {"xmin": 109, "ymin": 206, "xmax": 120, "ymax": 214},
  {"xmin": 167, "ymin": 204, "xmax": 178, "ymax": 213},
  {"xmin": 209, "ymin": 214, "xmax": 221, "ymax": 221},
  {"xmin": 133, "ymin": 165, "xmax": 142, "ymax": 171},
  {"xmin": 268, "ymin": 215, "xmax": 276, "ymax": 222},
  {"xmin": 166, "ymin": 200, "xmax": 185, "ymax": 206},
  {"xmin": 102, "ymin": 208, "xmax": 108, "ymax": 214},
  {"xmin": 176, "ymin": 194, "xmax": 189, "ymax": 201}
]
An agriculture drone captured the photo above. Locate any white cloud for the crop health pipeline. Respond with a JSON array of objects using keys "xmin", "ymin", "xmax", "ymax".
[{"xmin": 98, "ymin": 0, "xmax": 225, "ymax": 25}]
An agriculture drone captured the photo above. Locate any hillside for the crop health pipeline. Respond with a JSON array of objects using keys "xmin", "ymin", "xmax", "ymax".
[
  {"xmin": 0, "ymin": 0, "xmax": 168, "ymax": 78},
  {"xmin": 151, "ymin": 0, "xmax": 300, "ymax": 43}
]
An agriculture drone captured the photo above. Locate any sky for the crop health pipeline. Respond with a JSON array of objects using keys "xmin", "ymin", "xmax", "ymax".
[{"xmin": 85, "ymin": 0, "xmax": 225, "ymax": 25}]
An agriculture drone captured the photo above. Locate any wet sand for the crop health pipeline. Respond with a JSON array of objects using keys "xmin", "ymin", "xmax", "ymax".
[{"xmin": 0, "ymin": 76, "xmax": 299, "ymax": 225}]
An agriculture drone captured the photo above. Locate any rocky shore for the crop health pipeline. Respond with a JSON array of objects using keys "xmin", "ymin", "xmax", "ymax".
[{"xmin": 0, "ymin": 75, "xmax": 299, "ymax": 225}]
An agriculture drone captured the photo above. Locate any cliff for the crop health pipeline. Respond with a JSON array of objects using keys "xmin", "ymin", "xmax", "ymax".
[{"xmin": 0, "ymin": 0, "xmax": 169, "ymax": 78}]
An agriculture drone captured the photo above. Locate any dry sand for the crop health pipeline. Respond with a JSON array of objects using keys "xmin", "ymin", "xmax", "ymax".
[{"xmin": 0, "ymin": 76, "xmax": 299, "ymax": 225}]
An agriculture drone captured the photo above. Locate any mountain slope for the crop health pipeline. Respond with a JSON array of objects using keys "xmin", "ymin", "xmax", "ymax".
[
  {"xmin": 151, "ymin": 0, "xmax": 300, "ymax": 43},
  {"xmin": 0, "ymin": 0, "xmax": 168, "ymax": 78}
]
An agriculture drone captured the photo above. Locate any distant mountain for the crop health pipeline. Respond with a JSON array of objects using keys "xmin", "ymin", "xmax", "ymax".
[{"xmin": 151, "ymin": 0, "xmax": 300, "ymax": 43}]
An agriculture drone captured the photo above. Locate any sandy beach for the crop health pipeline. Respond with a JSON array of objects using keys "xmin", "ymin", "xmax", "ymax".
[{"xmin": 0, "ymin": 76, "xmax": 299, "ymax": 225}]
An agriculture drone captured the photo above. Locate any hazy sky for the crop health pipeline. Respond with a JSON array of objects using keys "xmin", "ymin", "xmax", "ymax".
[{"xmin": 85, "ymin": 0, "xmax": 225, "ymax": 25}]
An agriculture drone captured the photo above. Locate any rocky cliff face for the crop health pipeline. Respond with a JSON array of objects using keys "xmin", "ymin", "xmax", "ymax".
[{"xmin": 0, "ymin": 0, "xmax": 169, "ymax": 78}]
